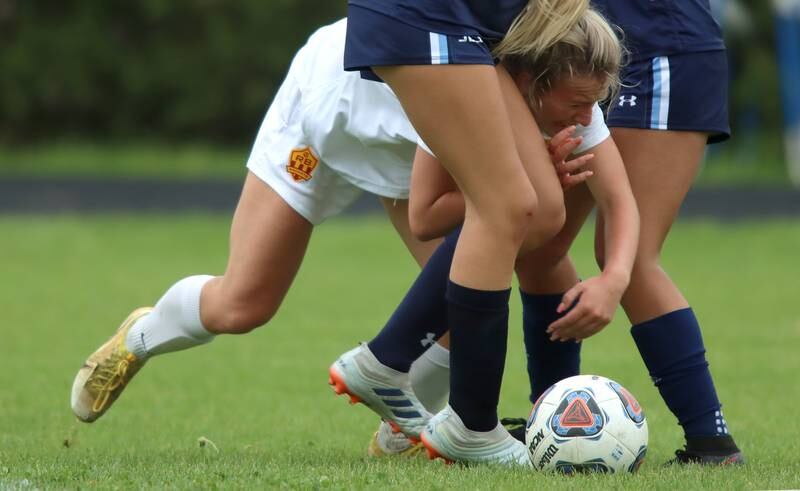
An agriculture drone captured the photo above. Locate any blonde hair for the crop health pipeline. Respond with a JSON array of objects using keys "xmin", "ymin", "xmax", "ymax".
[
  {"xmin": 500, "ymin": 8, "xmax": 623, "ymax": 105},
  {"xmin": 494, "ymin": 0, "xmax": 590, "ymax": 59}
]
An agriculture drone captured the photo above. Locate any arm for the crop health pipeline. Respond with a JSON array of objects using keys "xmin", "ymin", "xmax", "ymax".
[
  {"xmin": 583, "ymin": 136, "xmax": 638, "ymax": 289},
  {"xmin": 408, "ymin": 131, "xmax": 594, "ymax": 242},
  {"xmin": 408, "ymin": 146, "xmax": 465, "ymax": 241},
  {"xmin": 547, "ymin": 137, "xmax": 640, "ymax": 341}
]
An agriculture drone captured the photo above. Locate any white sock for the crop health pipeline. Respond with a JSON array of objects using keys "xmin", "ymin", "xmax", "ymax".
[
  {"xmin": 125, "ymin": 275, "xmax": 215, "ymax": 360},
  {"xmin": 409, "ymin": 342, "xmax": 450, "ymax": 413}
]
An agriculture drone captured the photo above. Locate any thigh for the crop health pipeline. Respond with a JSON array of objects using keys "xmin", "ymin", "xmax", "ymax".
[
  {"xmin": 378, "ymin": 64, "xmax": 534, "ymax": 213},
  {"xmin": 377, "ymin": 63, "xmax": 536, "ymax": 288},
  {"xmin": 210, "ymin": 172, "xmax": 314, "ymax": 313},
  {"xmin": 611, "ymin": 128, "xmax": 707, "ymax": 257},
  {"xmin": 497, "ymin": 65, "xmax": 565, "ymax": 251}
]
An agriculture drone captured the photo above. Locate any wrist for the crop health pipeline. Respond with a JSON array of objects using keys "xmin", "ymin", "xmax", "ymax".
[{"xmin": 601, "ymin": 267, "xmax": 630, "ymax": 292}]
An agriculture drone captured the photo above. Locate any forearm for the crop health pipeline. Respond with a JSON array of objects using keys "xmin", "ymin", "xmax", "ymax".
[
  {"xmin": 597, "ymin": 191, "xmax": 639, "ymax": 289},
  {"xmin": 411, "ymin": 190, "xmax": 465, "ymax": 241}
]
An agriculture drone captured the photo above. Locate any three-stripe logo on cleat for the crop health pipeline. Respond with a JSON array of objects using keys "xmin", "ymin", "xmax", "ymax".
[{"xmin": 372, "ymin": 388, "xmax": 422, "ymax": 419}]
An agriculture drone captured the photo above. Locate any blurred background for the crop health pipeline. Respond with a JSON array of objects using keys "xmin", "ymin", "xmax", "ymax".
[{"xmin": 0, "ymin": 0, "xmax": 799, "ymax": 211}]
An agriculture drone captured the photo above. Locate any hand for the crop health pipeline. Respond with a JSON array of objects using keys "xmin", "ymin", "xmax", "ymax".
[
  {"xmin": 545, "ymin": 274, "xmax": 627, "ymax": 342},
  {"xmin": 548, "ymin": 126, "xmax": 594, "ymax": 190}
]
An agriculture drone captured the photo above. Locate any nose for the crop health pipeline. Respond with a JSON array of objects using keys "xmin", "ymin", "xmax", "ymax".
[{"xmin": 575, "ymin": 106, "xmax": 593, "ymax": 127}]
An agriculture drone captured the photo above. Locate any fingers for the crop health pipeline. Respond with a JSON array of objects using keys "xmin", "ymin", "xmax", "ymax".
[
  {"xmin": 547, "ymin": 282, "xmax": 615, "ymax": 341},
  {"xmin": 558, "ymin": 153, "xmax": 594, "ymax": 190},
  {"xmin": 557, "ymin": 284, "xmax": 582, "ymax": 314},
  {"xmin": 559, "ymin": 170, "xmax": 593, "ymax": 190},
  {"xmin": 560, "ymin": 153, "xmax": 594, "ymax": 175},
  {"xmin": 548, "ymin": 136, "xmax": 583, "ymax": 166},
  {"xmin": 548, "ymin": 310, "xmax": 604, "ymax": 342},
  {"xmin": 547, "ymin": 310, "xmax": 586, "ymax": 341},
  {"xmin": 549, "ymin": 125, "xmax": 577, "ymax": 149}
]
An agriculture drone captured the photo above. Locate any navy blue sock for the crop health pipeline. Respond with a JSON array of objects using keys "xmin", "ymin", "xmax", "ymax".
[
  {"xmin": 447, "ymin": 281, "xmax": 510, "ymax": 432},
  {"xmin": 631, "ymin": 308, "xmax": 730, "ymax": 439},
  {"xmin": 367, "ymin": 226, "xmax": 461, "ymax": 372},
  {"xmin": 520, "ymin": 290, "xmax": 581, "ymax": 404}
]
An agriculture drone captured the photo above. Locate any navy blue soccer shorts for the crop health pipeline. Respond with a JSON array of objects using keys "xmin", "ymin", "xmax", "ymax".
[
  {"xmin": 344, "ymin": 6, "xmax": 496, "ymax": 81},
  {"xmin": 606, "ymin": 50, "xmax": 730, "ymax": 144}
]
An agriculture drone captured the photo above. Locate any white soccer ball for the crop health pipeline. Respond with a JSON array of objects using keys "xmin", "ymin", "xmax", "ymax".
[{"xmin": 525, "ymin": 374, "xmax": 648, "ymax": 474}]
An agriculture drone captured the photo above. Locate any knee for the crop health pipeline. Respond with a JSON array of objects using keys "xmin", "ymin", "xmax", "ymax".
[
  {"xmin": 506, "ymin": 190, "xmax": 540, "ymax": 244},
  {"xmin": 539, "ymin": 197, "xmax": 567, "ymax": 243},
  {"xmin": 519, "ymin": 191, "xmax": 565, "ymax": 253},
  {"xmin": 538, "ymin": 231, "xmax": 573, "ymax": 266},
  {"xmin": 205, "ymin": 297, "xmax": 280, "ymax": 335},
  {"xmin": 629, "ymin": 254, "xmax": 663, "ymax": 283},
  {"xmin": 483, "ymin": 187, "xmax": 539, "ymax": 245}
]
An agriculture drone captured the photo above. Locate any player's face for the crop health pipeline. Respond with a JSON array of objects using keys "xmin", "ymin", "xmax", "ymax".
[{"xmin": 529, "ymin": 75, "xmax": 606, "ymax": 136}]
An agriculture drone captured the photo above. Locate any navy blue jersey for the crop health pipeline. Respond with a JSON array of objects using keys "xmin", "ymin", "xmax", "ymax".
[
  {"xmin": 348, "ymin": 0, "xmax": 527, "ymax": 41},
  {"xmin": 592, "ymin": 0, "xmax": 725, "ymax": 61}
]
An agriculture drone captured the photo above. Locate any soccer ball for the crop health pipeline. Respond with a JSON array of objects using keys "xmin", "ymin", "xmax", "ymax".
[{"xmin": 525, "ymin": 374, "xmax": 648, "ymax": 474}]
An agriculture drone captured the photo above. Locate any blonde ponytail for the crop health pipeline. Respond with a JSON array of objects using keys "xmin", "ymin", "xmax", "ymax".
[{"xmin": 494, "ymin": 0, "xmax": 590, "ymax": 59}]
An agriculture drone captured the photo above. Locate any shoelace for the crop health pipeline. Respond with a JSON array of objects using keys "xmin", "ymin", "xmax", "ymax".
[{"xmin": 90, "ymin": 353, "xmax": 134, "ymax": 412}]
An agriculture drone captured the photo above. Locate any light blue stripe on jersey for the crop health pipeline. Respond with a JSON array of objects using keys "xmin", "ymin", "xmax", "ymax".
[
  {"xmin": 650, "ymin": 56, "xmax": 671, "ymax": 130},
  {"xmin": 429, "ymin": 33, "xmax": 449, "ymax": 65}
]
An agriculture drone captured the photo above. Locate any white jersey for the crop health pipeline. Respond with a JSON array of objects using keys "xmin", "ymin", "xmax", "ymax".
[
  {"xmin": 569, "ymin": 104, "xmax": 610, "ymax": 153},
  {"xmin": 247, "ymin": 18, "xmax": 610, "ymax": 224}
]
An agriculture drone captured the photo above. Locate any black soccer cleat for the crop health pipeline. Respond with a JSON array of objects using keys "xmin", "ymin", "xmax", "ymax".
[
  {"xmin": 667, "ymin": 435, "xmax": 745, "ymax": 466},
  {"xmin": 500, "ymin": 417, "xmax": 527, "ymax": 444}
]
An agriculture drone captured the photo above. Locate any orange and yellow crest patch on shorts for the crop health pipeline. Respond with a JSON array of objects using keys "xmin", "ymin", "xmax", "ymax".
[{"xmin": 286, "ymin": 146, "xmax": 320, "ymax": 182}]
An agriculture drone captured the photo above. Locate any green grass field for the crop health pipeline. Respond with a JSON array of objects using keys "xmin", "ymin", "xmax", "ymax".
[
  {"xmin": 0, "ymin": 138, "xmax": 794, "ymax": 186},
  {"xmin": 1, "ymin": 214, "xmax": 799, "ymax": 489}
]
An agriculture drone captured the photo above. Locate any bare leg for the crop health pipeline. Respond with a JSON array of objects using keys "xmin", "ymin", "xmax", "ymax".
[
  {"xmin": 376, "ymin": 64, "xmax": 556, "ymax": 290},
  {"xmin": 602, "ymin": 128, "xmax": 741, "ymax": 458},
  {"xmin": 201, "ymin": 172, "xmax": 313, "ymax": 333},
  {"xmin": 606, "ymin": 129, "xmax": 706, "ymax": 323}
]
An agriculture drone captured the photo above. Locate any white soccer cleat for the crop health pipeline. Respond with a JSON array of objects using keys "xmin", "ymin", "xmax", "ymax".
[
  {"xmin": 420, "ymin": 405, "xmax": 532, "ymax": 467},
  {"xmin": 329, "ymin": 344, "xmax": 432, "ymax": 440}
]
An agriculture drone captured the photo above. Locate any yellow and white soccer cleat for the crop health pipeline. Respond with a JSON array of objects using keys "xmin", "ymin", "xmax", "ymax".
[
  {"xmin": 70, "ymin": 307, "xmax": 152, "ymax": 423},
  {"xmin": 367, "ymin": 421, "xmax": 426, "ymax": 458}
]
